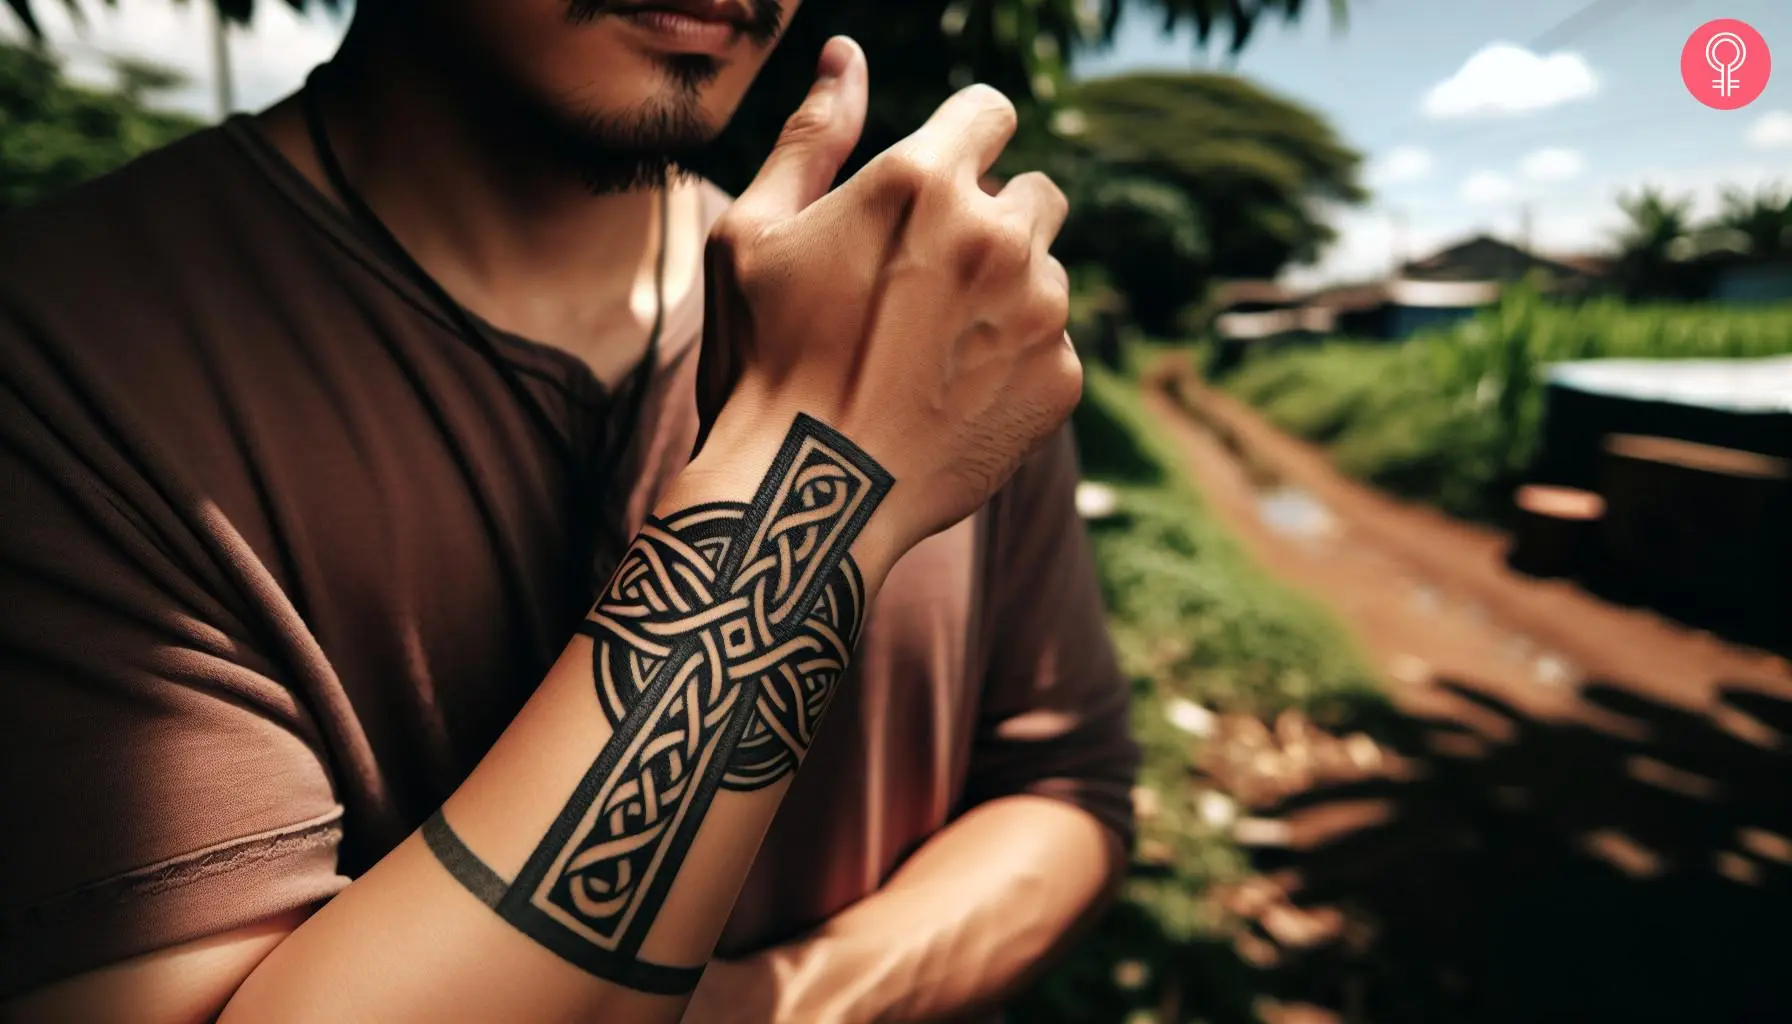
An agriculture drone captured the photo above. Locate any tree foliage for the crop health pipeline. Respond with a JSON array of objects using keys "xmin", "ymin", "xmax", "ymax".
[
  {"xmin": 0, "ymin": 40, "xmax": 200, "ymax": 209},
  {"xmin": 998, "ymin": 71, "xmax": 1364, "ymax": 333},
  {"xmin": 3, "ymin": 0, "xmax": 342, "ymax": 35},
  {"xmin": 1061, "ymin": 72, "xmax": 1363, "ymax": 273},
  {"xmin": 1711, "ymin": 183, "xmax": 1792, "ymax": 257},
  {"xmin": 696, "ymin": 0, "xmax": 1347, "ymax": 193},
  {"xmin": 1611, "ymin": 183, "xmax": 1792, "ymax": 301}
]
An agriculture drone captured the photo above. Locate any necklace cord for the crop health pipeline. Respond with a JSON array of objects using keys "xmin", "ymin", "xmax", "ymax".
[{"xmin": 299, "ymin": 64, "xmax": 668, "ymax": 592}]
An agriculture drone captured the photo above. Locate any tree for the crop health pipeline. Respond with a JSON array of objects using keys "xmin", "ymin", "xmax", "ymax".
[
  {"xmin": 1611, "ymin": 187, "xmax": 1694, "ymax": 301},
  {"xmin": 1710, "ymin": 183, "xmax": 1792, "ymax": 259},
  {"xmin": 995, "ymin": 71, "xmax": 1363, "ymax": 333},
  {"xmin": 1061, "ymin": 72, "xmax": 1362, "ymax": 273},
  {"xmin": 698, "ymin": 0, "xmax": 1348, "ymax": 192},
  {"xmin": 3, "ymin": 0, "xmax": 341, "ymax": 38},
  {"xmin": 0, "ymin": 40, "xmax": 201, "ymax": 209}
]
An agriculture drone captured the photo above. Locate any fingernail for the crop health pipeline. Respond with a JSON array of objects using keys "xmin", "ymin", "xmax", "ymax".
[{"xmin": 817, "ymin": 36, "xmax": 852, "ymax": 81}]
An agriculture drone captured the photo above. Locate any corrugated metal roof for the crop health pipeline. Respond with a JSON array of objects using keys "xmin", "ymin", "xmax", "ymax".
[{"xmin": 1548, "ymin": 356, "xmax": 1792, "ymax": 413}]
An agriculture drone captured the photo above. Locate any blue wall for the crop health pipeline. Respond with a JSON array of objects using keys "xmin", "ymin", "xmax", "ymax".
[
  {"xmin": 1710, "ymin": 263, "xmax": 1792, "ymax": 305},
  {"xmin": 1386, "ymin": 303, "xmax": 1485, "ymax": 339}
]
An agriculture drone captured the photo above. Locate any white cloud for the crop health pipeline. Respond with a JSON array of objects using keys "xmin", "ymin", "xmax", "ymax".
[
  {"xmin": 1528, "ymin": 206, "xmax": 1619, "ymax": 255},
  {"xmin": 1460, "ymin": 171, "xmax": 1516, "ymax": 205},
  {"xmin": 1746, "ymin": 110, "xmax": 1792, "ymax": 150},
  {"xmin": 1520, "ymin": 147, "xmax": 1585, "ymax": 183},
  {"xmin": 1422, "ymin": 43, "xmax": 1598, "ymax": 119},
  {"xmin": 2, "ymin": 0, "xmax": 348, "ymax": 119},
  {"xmin": 1368, "ymin": 145, "xmax": 1434, "ymax": 187}
]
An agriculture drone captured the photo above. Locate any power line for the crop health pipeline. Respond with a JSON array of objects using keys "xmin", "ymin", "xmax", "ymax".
[
  {"xmin": 1530, "ymin": 0, "xmax": 1643, "ymax": 52},
  {"xmin": 1363, "ymin": 0, "xmax": 1691, "ymax": 156}
]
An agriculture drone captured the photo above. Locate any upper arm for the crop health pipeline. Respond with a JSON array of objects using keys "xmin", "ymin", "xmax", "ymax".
[
  {"xmin": 965, "ymin": 426, "xmax": 1141, "ymax": 841},
  {"xmin": 1, "ymin": 913, "xmax": 306, "ymax": 1024},
  {"xmin": 0, "ymin": 337, "xmax": 346, "ymax": 1007}
]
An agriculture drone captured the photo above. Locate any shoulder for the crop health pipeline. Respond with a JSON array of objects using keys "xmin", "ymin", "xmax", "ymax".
[{"xmin": 0, "ymin": 124, "xmax": 250, "ymax": 291}]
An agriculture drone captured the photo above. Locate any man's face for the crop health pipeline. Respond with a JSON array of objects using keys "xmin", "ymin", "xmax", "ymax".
[{"xmin": 429, "ymin": 0, "xmax": 802, "ymax": 191}]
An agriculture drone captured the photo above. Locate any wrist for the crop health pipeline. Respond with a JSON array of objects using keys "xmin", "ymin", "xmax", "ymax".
[{"xmin": 674, "ymin": 411, "xmax": 911, "ymax": 588}]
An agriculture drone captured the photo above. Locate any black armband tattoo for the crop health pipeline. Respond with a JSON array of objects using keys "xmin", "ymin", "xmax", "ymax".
[{"xmin": 424, "ymin": 413, "xmax": 892, "ymax": 994}]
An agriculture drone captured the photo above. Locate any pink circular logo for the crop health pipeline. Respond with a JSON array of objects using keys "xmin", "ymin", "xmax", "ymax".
[{"xmin": 1681, "ymin": 19, "xmax": 1771, "ymax": 109}]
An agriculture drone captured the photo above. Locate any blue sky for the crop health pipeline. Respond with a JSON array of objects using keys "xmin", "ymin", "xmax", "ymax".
[
  {"xmin": 9, "ymin": 0, "xmax": 1789, "ymax": 288},
  {"xmin": 1078, "ymin": 0, "xmax": 1792, "ymax": 285}
]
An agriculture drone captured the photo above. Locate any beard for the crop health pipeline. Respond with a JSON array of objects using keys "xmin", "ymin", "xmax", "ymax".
[
  {"xmin": 518, "ymin": 0, "xmax": 785, "ymax": 194},
  {"xmin": 519, "ymin": 56, "xmax": 722, "ymax": 195},
  {"xmin": 342, "ymin": 0, "xmax": 787, "ymax": 194}
]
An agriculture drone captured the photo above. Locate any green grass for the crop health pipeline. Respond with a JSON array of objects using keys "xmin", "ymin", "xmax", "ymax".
[
  {"xmin": 1222, "ymin": 288, "xmax": 1792, "ymax": 523},
  {"xmin": 1012, "ymin": 363, "xmax": 1384, "ymax": 1024}
]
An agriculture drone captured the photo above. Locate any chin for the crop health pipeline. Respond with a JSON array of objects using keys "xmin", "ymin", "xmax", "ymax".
[{"xmin": 585, "ymin": 31, "xmax": 765, "ymax": 127}]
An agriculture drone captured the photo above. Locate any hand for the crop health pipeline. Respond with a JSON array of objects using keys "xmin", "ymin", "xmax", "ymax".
[{"xmin": 692, "ymin": 35, "xmax": 1080, "ymax": 553}]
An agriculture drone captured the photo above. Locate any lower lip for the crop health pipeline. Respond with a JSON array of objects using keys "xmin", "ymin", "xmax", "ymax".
[{"xmin": 616, "ymin": 9, "xmax": 741, "ymax": 53}]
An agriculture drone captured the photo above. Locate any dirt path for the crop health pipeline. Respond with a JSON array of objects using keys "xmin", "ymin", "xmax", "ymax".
[
  {"xmin": 1144, "ymin": 368, "xmax": 1791, "ymax": 717},
  {"xmin": 1141, "ymin": 364, "xmax": 1792, "ymax": 1024}
]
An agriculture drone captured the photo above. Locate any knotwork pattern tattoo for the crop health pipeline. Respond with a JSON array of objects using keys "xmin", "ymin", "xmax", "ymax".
[{"xmin": 425, "ymin": 414, "xmax": 891, "ymax": 994}]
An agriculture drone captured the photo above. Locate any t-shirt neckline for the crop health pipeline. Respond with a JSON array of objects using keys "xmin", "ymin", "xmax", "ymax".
[{"xmin": 216, "ymin": 113, "xmax": 700, "ymax": 404}]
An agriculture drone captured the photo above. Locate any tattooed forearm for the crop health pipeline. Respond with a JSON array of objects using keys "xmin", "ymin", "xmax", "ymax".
[{"xmin": 424, "ymin": 414, "xmax": 892, "ymax": 993}]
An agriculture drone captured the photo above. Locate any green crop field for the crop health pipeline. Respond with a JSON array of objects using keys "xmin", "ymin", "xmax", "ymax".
[{"xmin": 1221, "ymin": 287, "xmax": 1792, "ymax": 523}]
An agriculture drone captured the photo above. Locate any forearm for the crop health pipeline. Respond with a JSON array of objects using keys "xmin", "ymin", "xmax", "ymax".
[
  {"xmin": 765, "ymin": 795, "xmax": 1125, "ymax": 1024},
  {"xmin": 222, "ymin": 415, "xmax": 900, "ymax": 1023}
]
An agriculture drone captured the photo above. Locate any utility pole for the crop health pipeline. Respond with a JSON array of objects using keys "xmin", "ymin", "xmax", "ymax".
[{"xmin": 211, "ymin": 1, "xmax": 235, "ymax": 120}]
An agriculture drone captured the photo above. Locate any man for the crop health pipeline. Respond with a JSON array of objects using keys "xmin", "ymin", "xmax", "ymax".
[{"xmin": 0, "ymin": 0, "xmax": 1137, "ymax": 1020}]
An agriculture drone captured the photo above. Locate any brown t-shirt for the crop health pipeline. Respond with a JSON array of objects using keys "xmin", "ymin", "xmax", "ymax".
[{"xmin": 0, "ymin": 118, "xmax": 1138, "ymax": 995}]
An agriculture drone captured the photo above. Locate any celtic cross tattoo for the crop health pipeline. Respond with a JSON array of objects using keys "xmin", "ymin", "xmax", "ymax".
[{"xmin": 422, "ymin": 413, "xmax": 892, "ymax": 994}]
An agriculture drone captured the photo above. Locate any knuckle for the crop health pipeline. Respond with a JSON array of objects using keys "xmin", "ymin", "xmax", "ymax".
[
  {"xmin": 707, "ymin": 212, "xmax": 773, "ymax": 284},
  {"xmin": 709, "ymin": 209, "xmax": 759, "ymax": 250},
  {"xmin": 992, "ymin": 217, "xmax": 1034, "ymax": 264},
  {"xmin": 1012, "ymin": 171, "xmax": 1068, "ymax": 220},
  {"xmin": 777, "ymin": 105, "xmax": 833, "ymax": 150},
  {"xmin": 1047, "ymin": 343, "xmax": 1085, "ymax": 413},
  {"xmin": 1035, "ymin": 277, "xmax": 1071, "ymax": 334},
  {"xmin": 957, "ymin": 217, "xmax": 1029, "ymax": 281},
  {"xmin": 879, "ymin": 148, "xmax": 943, "ymax": 195}
]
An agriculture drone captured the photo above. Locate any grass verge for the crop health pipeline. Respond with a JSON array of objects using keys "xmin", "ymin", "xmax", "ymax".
[{"xmin": 1011, "ymin": 363, "xmax": 1385, "ymax": 1023}]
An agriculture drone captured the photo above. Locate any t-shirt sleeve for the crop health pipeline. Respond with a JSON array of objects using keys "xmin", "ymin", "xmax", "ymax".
[
  {"xmin": 0, "ymin": 343, "xmax": 347, "ymax": 996},
  {"xmin": 962, "ymin": 425, "xmax": 1141, "ymax": 846}
]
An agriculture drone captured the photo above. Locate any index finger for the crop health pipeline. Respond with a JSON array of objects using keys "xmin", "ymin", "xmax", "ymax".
[{"xmin": 909, "ymin": 84, "xmax": 1019, "ymax": 180}]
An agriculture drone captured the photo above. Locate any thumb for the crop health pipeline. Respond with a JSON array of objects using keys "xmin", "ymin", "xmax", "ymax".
[{"xmin": 736, "ymin": 36, "xmax": 868, "ymax": 220}]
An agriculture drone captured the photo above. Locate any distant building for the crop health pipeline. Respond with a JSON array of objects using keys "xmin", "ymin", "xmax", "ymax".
[
  {"xmin": 1208, "ymin": 279, "xmax": 1336, "ymax": 342},
  {"xmin": 1206, "ymin": 280, "xmax": 1330, "ymax": 373},
  {"xmin": 1290, "ymin": 235, "xmax": 1615, "ymax": 342},
  {"xmin": 1299, "ymin": 277, "xmax": 1499, "ymax": 341},
  {"xmin": 1707, "ymin": 260, "xmax": 1792, "ymax": 305},
  {"xmin": 1211, "ymin": 235, "xmax": 1623, "ymax": 352},
  {"xmin": 1402, "ymin": 233, "xmax": 1609, "ymax": 297}
]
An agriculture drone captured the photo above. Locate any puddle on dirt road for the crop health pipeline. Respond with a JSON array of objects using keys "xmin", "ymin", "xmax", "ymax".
[
  {"xmin": 1242, "ymin": 442, "xmax": 1583, "ymax": 690},
  {"xmin": 1186, "ymin": 388, "xmax": 1586, "ymax": 691},
  {"xmin": 1257, "ymin": 486, "xmax": 1337, "ymax": 540}
]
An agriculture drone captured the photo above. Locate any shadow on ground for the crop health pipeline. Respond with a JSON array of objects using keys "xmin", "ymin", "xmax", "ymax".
[{"xmin": 1248, "ymin": 676, "xmax": 1792, "ymax": 1024}]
